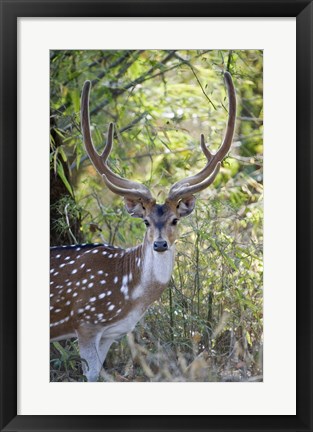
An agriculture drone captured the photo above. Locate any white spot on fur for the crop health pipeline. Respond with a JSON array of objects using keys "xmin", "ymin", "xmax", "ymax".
[{"xmin": 121, "ymin": 285, "xmax": 129, "ymax": 298}]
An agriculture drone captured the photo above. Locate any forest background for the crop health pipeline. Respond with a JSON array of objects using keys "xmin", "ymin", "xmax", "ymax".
[{"xmin": 50, "ymin": 49, "xmax": 263, "ymax": 382}]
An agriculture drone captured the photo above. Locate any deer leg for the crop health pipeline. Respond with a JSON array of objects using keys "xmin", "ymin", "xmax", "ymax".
[
  {"xmin": 76, "ymin": 328, "xmax": 103, "ymax": 382},
  {"xmin": 97, "ymin": 337, "xmax": 114, "ymax": 378},
  {"xmin": 98, "ymin": 337, "xmax": 114, "ymax": 363}
]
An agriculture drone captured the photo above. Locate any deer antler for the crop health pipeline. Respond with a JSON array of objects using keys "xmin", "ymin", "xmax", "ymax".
[
  {"xmin": 167, "ymin": 71, "xmax": 236, "ymax": 202},
  {"xmin": 81, "ymin": 80, "xmax": 154, "ymax": 203}
]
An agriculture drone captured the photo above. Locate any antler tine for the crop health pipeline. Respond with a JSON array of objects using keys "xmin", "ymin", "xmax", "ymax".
[
  {"xmin": 81, "ymin": 81, "xmax": 107, "ymax": 175},
  {"xmin": 166, "ymin": 162, "xmax": 222, "ymax": 202},
  {"xmin": 167, "ymin": 71, "xmax": 236, "ymax": 201},
  {"xmin": 81, "ymin": 81, "xmax": 153, "ymax": 202}
]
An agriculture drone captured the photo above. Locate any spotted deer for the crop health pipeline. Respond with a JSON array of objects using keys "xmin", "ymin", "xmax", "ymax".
[{"xmin": 50, "ymin": 71, "xmax": 236, "ymax": 381}]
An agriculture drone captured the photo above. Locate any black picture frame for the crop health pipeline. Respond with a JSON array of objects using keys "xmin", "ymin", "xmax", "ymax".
[{"xmin": 0, "ymin": 1, "xmax": 312, "ymax": 431}]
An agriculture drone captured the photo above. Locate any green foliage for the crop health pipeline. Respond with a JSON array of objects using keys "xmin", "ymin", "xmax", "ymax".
[
  {"xmin": 50, "ymin": 49, "xmax": 263, "ymax": 382},
  {"xmin": 50, "ymin": 195, "xmax": 83, "ymax": 244}
]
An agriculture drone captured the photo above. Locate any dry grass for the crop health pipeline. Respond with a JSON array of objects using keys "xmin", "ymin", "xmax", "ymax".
[{"xmin": 50, "ymin": 312, "xmax": 263, "ymax": 382}]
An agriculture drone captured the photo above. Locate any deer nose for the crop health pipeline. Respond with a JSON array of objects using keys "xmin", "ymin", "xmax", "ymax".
[{"xmin": 153, "ymin": 240, "xmax": 168, "ymax": 252}]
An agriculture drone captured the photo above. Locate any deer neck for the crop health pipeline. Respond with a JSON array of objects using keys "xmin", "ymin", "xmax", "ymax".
[
  {"xmin": 127, "ymin": 239, "xmax": 174, "ymax": 307},
  {"xmin": 141, "ymin": 235, "xmax": 175, "ymax": 287}
]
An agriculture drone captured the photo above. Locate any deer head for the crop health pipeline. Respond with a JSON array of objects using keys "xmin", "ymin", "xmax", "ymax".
[{"xmin": 80, "ymin": 71, "xmax": 236, "ymax": 254}]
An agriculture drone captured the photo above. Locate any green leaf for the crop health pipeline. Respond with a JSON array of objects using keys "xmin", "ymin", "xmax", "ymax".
[
  {"xmin": 70, "ymin": 89, "xmax": 80, "ymax": 112},
  {"xmin": 57, "ymin": 161, "xmax": 73, "ymax": 197},
  {"xmin": 246, "ymin": 331, "xmax": 252, "ymax": 346},
  {"xmin": 58, "ymin": 146, "xmax": 67, "ymax": 162},
  {"xmin": 221, "ymin": 252, "xmax": 238, "ymax": 271}
]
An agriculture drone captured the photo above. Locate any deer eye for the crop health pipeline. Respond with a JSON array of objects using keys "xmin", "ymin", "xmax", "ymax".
[
  {"xmin": 144, "ymin": 219, "xmax": 150, "ymax": 227},
  {"xmin": 172, "ymin": 218, "xmax": 179, "ymax": 226}
]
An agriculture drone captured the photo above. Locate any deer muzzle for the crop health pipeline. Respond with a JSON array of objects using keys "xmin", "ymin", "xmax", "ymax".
[{"xmin": 153, "ymin": 239, "xmax": 168, "ymax": 252}]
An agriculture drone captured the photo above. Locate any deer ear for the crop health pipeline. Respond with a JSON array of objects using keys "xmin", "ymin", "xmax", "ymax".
[
  {"xmin": 124, "ymin": 198, "xmax": 146, "ymax": 218},
  {"xmin": 176, "ymin": 196, "xmax": 196, "ymax": 217}
]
